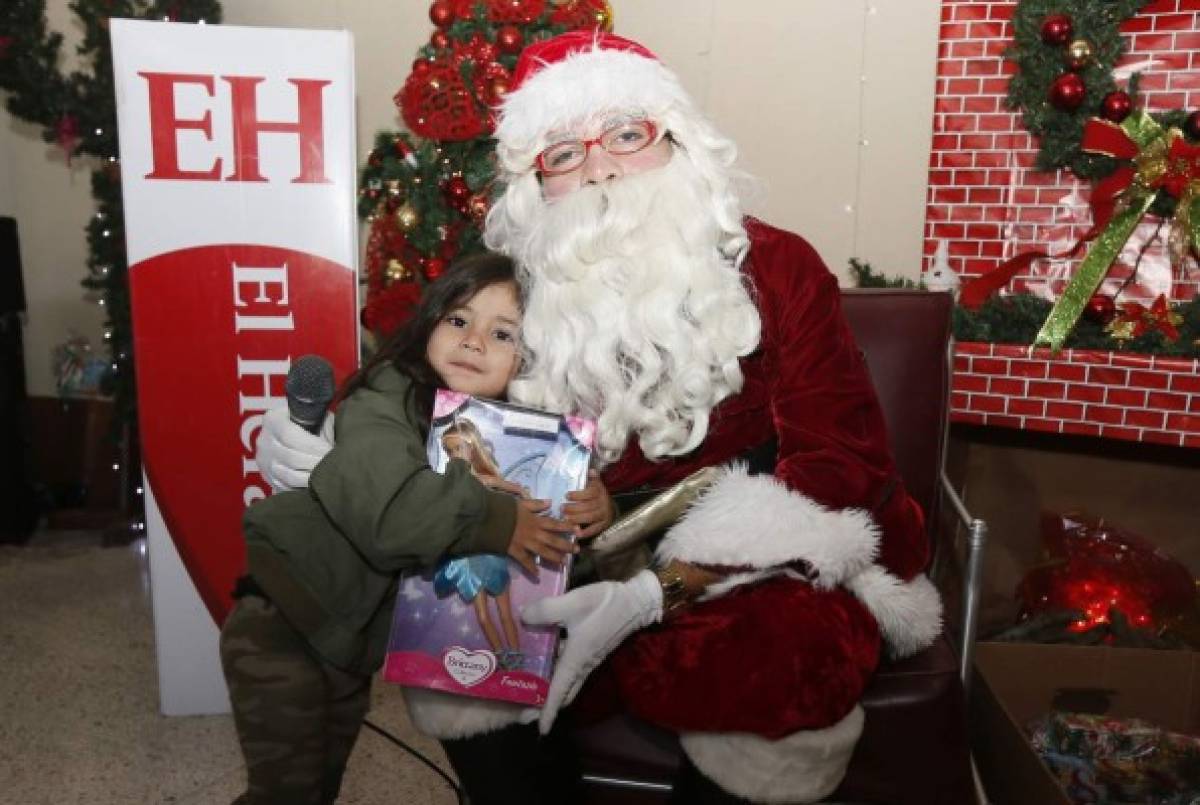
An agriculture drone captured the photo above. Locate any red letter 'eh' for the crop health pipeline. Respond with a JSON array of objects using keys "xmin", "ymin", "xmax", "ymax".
[{"xmin": 224, "ymin": 77, "xmax": 331, "ymax": 184}]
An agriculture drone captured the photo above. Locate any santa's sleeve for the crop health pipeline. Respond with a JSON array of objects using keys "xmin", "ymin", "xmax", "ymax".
[{"xmin": 655, "ymin": 227, "xmax": 941, "ymax": 658}]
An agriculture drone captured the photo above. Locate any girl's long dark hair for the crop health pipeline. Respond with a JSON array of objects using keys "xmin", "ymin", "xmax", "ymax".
[{"xmin": 339, "ymin": 252, "xmax": 520, "ymax": 425}]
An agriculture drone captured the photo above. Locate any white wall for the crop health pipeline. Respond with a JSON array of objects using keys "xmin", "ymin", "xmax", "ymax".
[{"xmin": 4, "ymin": 0, "xmax": 940, "ymax": 397}]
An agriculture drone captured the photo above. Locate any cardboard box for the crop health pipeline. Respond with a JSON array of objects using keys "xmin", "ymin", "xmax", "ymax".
[{"xmin": 971, "ymin": 641, "xmax": 1200, "ymax": 805}]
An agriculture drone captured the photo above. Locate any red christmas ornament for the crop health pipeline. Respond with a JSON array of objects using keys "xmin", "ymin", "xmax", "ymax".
[
  {"xmin": 472, "ymin": 61, "xmax": 516, "ymax": 106},
  {"xmin": 412, "ymin": 58, "xmax": 434, "ymax": 77},
  {"xmin": 486, "ymin": 0, "xmax": 546, "ymax": 24},
  {"xmin": 54, "ymin": 114, "xmax": 82, "ymax": 163},
  {"xmin": 444, "ymin": 175, "xmax": 471, "ymax": 204},
  {"xmin": 1185, "ymin": 111, "xmax": 1200, "ymax": 141},
  {"xmin": 451, "ymin": 44, "xmax": 475, "ymax": 69},
  {"xmin": 396, "ymin": 58, "xmax": 488, "ymax": 141},
  {"xmin": 496, "ymin": 25, "xmax": 523, "ymax": 54},
  {"xmin": 488, "ymin": 76, "xmax": 511, "ymax": 105},
  {"xmin": 550, "ymin": 0, "xmax": 611, "ymax": 30},
  {"xmin": 1100, "ymin": 91, "xmax": 1132, "ymax": 123},
  {"xmin": 474, "ymin": 61, "xmax": 512, "ymax": 106},
  {"xmin": 1083, "ymin": 293, "xmax": 1116, "ymax": 325},
  {"xmin": 1049, "ymin": 73, "xmax": 1085, "ymax": 111},
  {"xmin": 1040, "ymin": 13, "xmax": 1073, "ymax": 47},
  {"xmin": 430, "ymin": 30, "xmax": 451, "ymax": 50},
  {"xmin": 393, "ymin": 136, "xmax": 413, "ymax": 159},
  {"xmin": 474, "ymin": 40, "xmax": 498, "ymax": 64},
  {"xmin": 425, "ymin": 257, "xmax": 448, "ymax": 279},
  {"xmin": 429, "ymin": 0, "xmax": 454, "ymax": 27}
]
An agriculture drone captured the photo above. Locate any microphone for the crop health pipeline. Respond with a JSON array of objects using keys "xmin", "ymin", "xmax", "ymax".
[{"xmin": 286, "ymin": 355, "xmax": 336, "ymax": 435}]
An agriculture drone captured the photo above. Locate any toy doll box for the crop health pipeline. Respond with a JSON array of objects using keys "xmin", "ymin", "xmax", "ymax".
[{"xmin": 381, "ymin": 390, "xmax": 595, "ymax": 706}]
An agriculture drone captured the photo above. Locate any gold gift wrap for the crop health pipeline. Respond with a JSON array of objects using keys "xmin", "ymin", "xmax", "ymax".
[{"xmin": 589, "ymin": 466, "xmax": 720, "ymax": 556}]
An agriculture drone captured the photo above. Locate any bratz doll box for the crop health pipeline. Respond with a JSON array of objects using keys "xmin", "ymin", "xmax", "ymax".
[{"xmin": 382, "ymin": 390, "xmax": 595, "ymax": 706}]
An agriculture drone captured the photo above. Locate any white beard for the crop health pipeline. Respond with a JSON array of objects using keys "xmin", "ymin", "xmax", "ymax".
[{"xmin": 487, "ymin": 154, "xmax": 762, "ymax": 464}]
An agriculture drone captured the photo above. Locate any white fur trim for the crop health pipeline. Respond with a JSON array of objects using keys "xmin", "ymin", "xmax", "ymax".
[
  {"xmin": 655, "ymin": 465, "xmax": 879, "ymax": 590},
  {"xmin": 496, "ymin": 45, "xmax": 694, "ymax": 168},
  {"xmin": 845, "ymin": 567, "xmax": 944, "ymax": 660},
  {"xmin": 680, "ymin": 705, "xmax": 864, "ymax": 803},
  {"xmin": 402, "ymin": 686, "xmax": 531, "ymax": 740}
]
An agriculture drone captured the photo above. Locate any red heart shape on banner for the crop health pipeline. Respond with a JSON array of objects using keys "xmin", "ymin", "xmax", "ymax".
[{"xmin": 130, "ymin": 244, "xmax": 358, "ymax": 623}]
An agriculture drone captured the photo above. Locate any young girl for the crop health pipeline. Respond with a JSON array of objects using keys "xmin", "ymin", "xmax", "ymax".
[{"xmin": 219, "ymin": 253, "xmax": 614, "ymax": 805}]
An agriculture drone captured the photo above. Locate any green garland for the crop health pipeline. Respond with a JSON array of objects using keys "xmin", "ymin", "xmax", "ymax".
[
  {"xmin": 850, "ymin": 259, "xmax": 1200, "ymax": 357},
  {"xmin": 955, "ymin": 291, "xmax": 1200, "ymax": 358},
  {"xmin": 0, "ymin": 0, "xmax": 222, "ymax": 519}
]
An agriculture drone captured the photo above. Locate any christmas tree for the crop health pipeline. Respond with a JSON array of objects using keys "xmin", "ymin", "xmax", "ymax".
[
  {"xmin": 0, "ymin": 0, "xmax": 223, "ymax": 530},
  {"xmin": 357, "ymin": 0, "xmax": 612, "ymax": 337}
]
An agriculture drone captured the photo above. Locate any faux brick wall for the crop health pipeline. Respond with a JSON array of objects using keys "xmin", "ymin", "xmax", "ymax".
[
  {"xmin": 952, "ymin": 343, "xmax": 1200, "ymax": 447},
  {"xmin": 932, "ymin": 0, "xmax": 1200, "ymax": 447},
  {"xmin": 927, "ymin": 0, "xmax": 1200, "ymax": 304}
]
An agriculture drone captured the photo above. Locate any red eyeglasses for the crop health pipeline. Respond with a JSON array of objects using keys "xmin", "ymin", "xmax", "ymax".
[{"xmin": 535, "ymin": 120, "xmax": 660, "ymax": 177}]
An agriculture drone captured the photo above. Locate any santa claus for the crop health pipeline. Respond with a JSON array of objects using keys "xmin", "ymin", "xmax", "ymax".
[{"xmin": 259, "ymin": 30, "xmax": 941, "ymax": 805}]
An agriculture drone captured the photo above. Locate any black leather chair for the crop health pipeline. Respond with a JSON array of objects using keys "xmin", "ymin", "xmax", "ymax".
[{"xmin": 570, "ymin": 289, "xmax": 987, "ymax": 804}]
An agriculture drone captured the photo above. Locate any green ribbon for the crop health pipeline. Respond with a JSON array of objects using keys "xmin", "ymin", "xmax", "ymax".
[
  {"xmin": 1032, "ymin": 112, "xmax": 1171, "ymax": 352},
  {"xmin": 1124, "ymin": 110, "xmax": 1166, "ymax": 152},
  {"xmin": 1033, "ymin": 192, "xmax": 1156, "ymax": 352},
  {"xmin": 1188, "ymin": 195, "xmax": 1200, "ymax": 250}
]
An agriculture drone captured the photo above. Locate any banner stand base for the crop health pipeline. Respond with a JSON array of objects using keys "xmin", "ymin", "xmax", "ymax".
[{"xmin": 146, "ymin": 482, "xmax": 231, "ymax": 716}]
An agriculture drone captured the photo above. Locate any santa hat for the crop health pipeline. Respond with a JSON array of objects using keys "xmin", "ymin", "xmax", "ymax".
[{"xmin": 494, "ymin": 31, "xmax": 700, "ymax": 169}]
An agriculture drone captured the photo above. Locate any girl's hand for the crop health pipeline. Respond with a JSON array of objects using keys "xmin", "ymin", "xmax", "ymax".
[
  {"xmin": 508, "ymin": 499, "xmax": 575, "ymax": 577},
  {"xmin": 562, "ymin": 470, "xmax": 615, "ymax": 540}
]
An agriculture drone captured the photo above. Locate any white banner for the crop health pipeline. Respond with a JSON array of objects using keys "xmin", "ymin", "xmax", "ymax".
[{"xmin": 111, "ymin": 19, "xmax": 358, "ymax": 714}]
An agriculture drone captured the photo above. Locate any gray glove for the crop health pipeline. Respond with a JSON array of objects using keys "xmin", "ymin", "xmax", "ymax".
[
  {"xmin": 255, "ymin": 406, "xmax": 335, "ymax": 492},
  {"xmin": 521, "ymin": 569, "xmax": 663, "ymax": 734}
]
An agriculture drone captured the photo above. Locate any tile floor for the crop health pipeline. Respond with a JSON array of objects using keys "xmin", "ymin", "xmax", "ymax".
[
  {"xmin": 0, "ymin": 530, "xmax": 989, "ymax": 805},
  {"xmin": 0, "ymin": 530, "xmax": 460, "ymax": 805}
]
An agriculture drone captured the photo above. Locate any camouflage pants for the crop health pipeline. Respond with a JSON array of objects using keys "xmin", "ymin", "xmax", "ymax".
[{"xmin": 220, "ymin": 594, "xmax": 371, "ymax": 805}]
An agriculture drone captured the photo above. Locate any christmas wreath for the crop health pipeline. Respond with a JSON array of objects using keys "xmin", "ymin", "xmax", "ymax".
[{"xmin": 959, "ymin": 0, "xmax": 1200, "ymax": 354}]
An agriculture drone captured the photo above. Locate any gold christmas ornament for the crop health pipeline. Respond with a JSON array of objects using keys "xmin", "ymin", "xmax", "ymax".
[
  {"xmin": 395, "ymin": 203, "xmax": 420, "ymax": 232},
  {"xmin": 1066, "ymin": 38, "xmax": 1093, "ymax": 71},
  {"xmin": 595, "ymin": 4, "xmax": 613, "ymax": 32},
  {"xmin": 386, "ymin": 258, "xmax": 412, "ymax": 282}
]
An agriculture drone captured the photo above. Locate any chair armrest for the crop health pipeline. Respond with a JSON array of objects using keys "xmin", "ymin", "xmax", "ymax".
[{"xmin": 940, "ymin": 472, "xmax": 988, "ymax": 691}]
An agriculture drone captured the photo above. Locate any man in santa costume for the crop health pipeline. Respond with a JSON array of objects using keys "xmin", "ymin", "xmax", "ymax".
[{"xmin": 259, "ymin": 30, "xmax": 941, "ymax": 804}]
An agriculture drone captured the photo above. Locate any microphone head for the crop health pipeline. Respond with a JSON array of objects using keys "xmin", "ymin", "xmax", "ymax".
[{"xmin": 286, "ymin": 355, "xmax": 336, "ymax": 430}]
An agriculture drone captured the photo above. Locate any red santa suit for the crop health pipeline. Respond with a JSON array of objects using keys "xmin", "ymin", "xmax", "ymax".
[{"xmin": 597, "ymin": 218, "xmax": 941, "ymax": 800}]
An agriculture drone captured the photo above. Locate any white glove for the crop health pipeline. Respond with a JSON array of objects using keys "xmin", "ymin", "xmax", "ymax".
[
  {"xmin": 255, "ymin": 406, "xmax": 335, "ymax": 492},
  {"xmin": 521, "ymin": 569, "xmax": 663, "ymax": 734}
]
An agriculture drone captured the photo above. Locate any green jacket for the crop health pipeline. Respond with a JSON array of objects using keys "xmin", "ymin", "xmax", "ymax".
[{"xmin": 243, "ymin": 365, "xmax": 517, "ymax": 675}]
